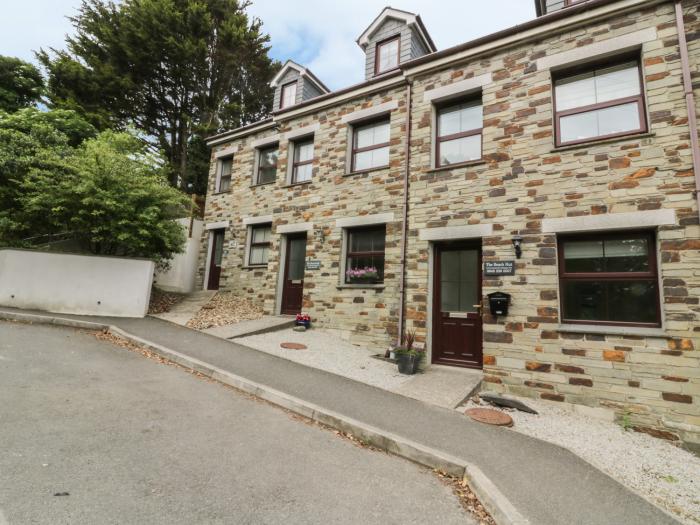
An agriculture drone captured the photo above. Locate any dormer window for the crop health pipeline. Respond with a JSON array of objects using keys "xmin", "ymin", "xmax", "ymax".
[
  {"xmin": 375, "ymin": 36, "xmax": 400, "ymax": 75},
  {"xmin": 281, "ymin": 81, "xmax": 297, "ymax": 109}
]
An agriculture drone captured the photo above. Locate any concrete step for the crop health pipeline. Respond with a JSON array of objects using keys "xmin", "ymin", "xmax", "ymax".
[
  {"xmin": 391, "ymin": 366, "xmax": 483, "ymax": 409},
  {"xmin": 202, "ymin": 316, "xmax": 295, "ymax": 339}
]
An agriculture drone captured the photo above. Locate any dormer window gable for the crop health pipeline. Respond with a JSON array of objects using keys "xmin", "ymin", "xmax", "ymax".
[
  {"xmin": 270, "ymin": 60, "xmax": 330, "ymax": 112},
  {"xmin": 357, "ymin": 7, "xmax": 436, "ymax": 81},
  {"xmin": 535, "ymin": 0, "xmax": 591, "ymax": 17}
]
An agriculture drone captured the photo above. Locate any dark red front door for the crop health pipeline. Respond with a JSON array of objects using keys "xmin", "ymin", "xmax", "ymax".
[
  {"xmin": 281, "ymin": 234, "xmax": 306, "ymax": 315},
  {"xmin": 207, "ymin": 229, "xmax": 225, "ymax": 290},
  {"xmin": 432, "ymin": 243, "xmax": 483, "ymax": 369}
]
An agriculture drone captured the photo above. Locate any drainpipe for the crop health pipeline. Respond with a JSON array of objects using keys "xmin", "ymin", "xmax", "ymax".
[
  {"xmin": 674, "ymin": 0, "xmax": 700, "ymax": 221},
  {"xmin": 397, "ymin": 80, "xmax": 412, "ymax": 345}
]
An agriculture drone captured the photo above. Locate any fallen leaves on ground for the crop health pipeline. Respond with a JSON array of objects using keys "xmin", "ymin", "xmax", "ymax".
[
  {"xmin": 186, "ymin": 292, "xmax": 264, "ymax": 330},
  {"xmin": 436, "ymin": 472, "xmax": 497, "ymax": 525},
  {"xmin": 148, "ymin": 288, "xmax": 184, "ymax": 314}
]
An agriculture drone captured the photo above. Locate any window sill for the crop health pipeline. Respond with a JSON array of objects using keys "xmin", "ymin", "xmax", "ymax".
[
  {"xmin": 283, "ymin": 181, "xmax": 312, "ymax": 188},
  {"xmin": 425, "ymin": 159, "xmax": 486, "ymax": 173},
  {"xmin": 211, "ymin": 190, "xmax": 231, "ymax": 196},
  {"xmin": 550, "ymin": 132, "xmax": 655, "ymax": 153},
  {"xmin": 242, "ymin": 265, "xmax": 268, "ymax": 270},
  {"xmin": 557, "ymin": 323, "xmax": 668, "ymax": 338},
  {"xmin": 336, "ymin": 284, "xmax": 385, "ymax": 290},
  {"xmin": 250, "ymin": 181, "xmax": 276, "ymax": 188},
  {"xmin": 344, "ymin": 165, "xmax": 390, "ymax": 177}
]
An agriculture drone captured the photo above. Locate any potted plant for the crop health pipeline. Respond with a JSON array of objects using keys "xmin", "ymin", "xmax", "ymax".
[
  {"xmin": 295, "ymin": 313, "xmax": 311, "ymax": 329},
  {"xmin": 394, "ymin": 329, "xmax": 424, "ymax": 375},
  {"xmin": 345, "ymin": 266, "xmax": 379, "ymax": 283}
]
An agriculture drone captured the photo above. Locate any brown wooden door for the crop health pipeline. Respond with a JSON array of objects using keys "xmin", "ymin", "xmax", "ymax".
[
  {"xmin": 207, "ymin": 229, "xmax": 225, "ymax": 290},
  {"xmin": 432, "ymin": 243, "xmax": 483, "ymax": 369},
  {"xmin": 281, "ymin": 234, "xmax": 307, "ymax": 315}
]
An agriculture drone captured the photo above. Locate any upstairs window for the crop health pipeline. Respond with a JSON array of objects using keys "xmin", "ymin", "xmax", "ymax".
[
  {"xmin": 554, "ymin": 59, "xmax": 646, "ymax": 146},
  {"xmin": 351, "ymin": 118, "xmax": 390, "ymax": 172},
  {"xmin": 256, "ymin": 145, "xmax": 278, "ymax": 185},
  {"xmin": 217, "ymin": 156, "xmax": 233, "ymax": 192},
  {"xmin": 281, "ymin": 81, "xmax": 297, "ymax": 109},
  {"xmin": 558, "ymin": 231, "xmax": 660, "ymax": 327},
  {"xmin": 345, "ymin": 226, "xmax": 386, "ymax": 284},
  {"xmin": 436, "ymin": 97, "xmax": 483, "ymax": 167},
  {"xmin": 375, "ymin": 36, "xmax": 400, "ymax": 75},
  {"xmin": 248, "ymin": 224, "xmax": 272, "ymax": 266},
  {"xmin": 292, "ymin": 138, "xmax": 314, "ymax": 184}
]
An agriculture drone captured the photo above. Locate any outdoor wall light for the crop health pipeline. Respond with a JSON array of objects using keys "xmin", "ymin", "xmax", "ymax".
[{"xmin": 512, "ymin": 235, "xmax": 523, "ymax": 259}]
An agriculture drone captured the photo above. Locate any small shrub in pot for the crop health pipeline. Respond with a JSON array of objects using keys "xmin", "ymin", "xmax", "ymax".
[{"xmin": 394, "ymin": 330, "xmax": 424, "ymax": 375}]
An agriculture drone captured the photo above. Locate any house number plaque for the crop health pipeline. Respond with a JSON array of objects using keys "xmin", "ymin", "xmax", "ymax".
[
  {"xmin": 484, "ymin": 261, "xmax": 515, "ymax": 276},
  {"xmin": 305, "ymin": 259, "xmax": 321, "ymax": 270}
]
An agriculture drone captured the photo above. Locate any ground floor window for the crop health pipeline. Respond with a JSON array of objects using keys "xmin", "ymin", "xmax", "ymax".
[
  {"xmin": 248, "ymin": 224, "xmax": 271, "ymax": 266},
  {"xmin": 345, "ymin": 225, "xmax": 385, "ymax": 284},
  {"xmin": 558, "ymin": 230, "xmax": 660, "ymax": 326}
]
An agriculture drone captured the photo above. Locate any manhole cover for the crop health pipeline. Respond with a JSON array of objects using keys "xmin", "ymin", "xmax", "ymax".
[
  {"xmin": 465, "ymin": 408, "xmax": 513, "ymax": 427},
  {"xmin": 280, "ymin": 342, "xmax": 307, "ymax": 350}
]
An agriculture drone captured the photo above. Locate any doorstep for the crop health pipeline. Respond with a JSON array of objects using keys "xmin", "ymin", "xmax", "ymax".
[
  {"xmin": 391, "ymin": 365, "xmax": 483, "ymax": 409},
  {"xmin": 202, "ymin": 315, "xmax": 295, "ymax": 339}
]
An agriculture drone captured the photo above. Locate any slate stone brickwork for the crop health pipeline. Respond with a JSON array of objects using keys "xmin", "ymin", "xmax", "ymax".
[{"xmin": 199, "ymin": 1, "xmax": 700, "ymax": 446}]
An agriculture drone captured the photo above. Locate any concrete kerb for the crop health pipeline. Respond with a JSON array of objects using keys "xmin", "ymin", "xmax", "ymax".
[{"xmin": 0, "ymin": 310, "xmax": 528, "ymax": 525}]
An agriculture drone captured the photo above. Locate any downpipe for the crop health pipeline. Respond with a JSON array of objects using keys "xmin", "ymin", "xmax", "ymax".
[
  {"xmin": 397, "ymin": 81, "xmax": 412, "ymax": 345},
  {"xmin": 674, "ymin": 0, "xmax": 700, "ymax": 222}
]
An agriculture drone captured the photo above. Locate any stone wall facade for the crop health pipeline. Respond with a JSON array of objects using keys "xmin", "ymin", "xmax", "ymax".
[{"xmin": 199, "ymin": 0, "xmax": 700, "ymax": 447}]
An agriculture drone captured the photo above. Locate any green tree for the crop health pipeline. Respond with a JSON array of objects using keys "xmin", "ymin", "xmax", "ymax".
[
  {"xmin": 18, "ymin": 131, "xmax": 190, "ymax": 263},
  {"xmin": 0, "ymin": 56, "xmax": 44, "ymax": 112},
  {"xmin": 39, "ymin": 0, "xmax": 279, "ymax": 193},
  {"xmin": 0, "ymin": 110, "xmax": 74, "ymax": 245},
  {"xmin": 0, "ymin": 107, "xmax": 96, "ymax": 146}
]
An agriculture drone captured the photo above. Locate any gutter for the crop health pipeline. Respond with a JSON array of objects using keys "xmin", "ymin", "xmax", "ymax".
[
  {"xmin": 397, "ymin": 81, "xmax": 412, "ymax": 345},
  {"xmin": 205, "ymin": 118, "xmax": 275, "ymax": 147},
  {"xmin": 674, "ymin": 0, "xmax": 700, "ymax": 222}
]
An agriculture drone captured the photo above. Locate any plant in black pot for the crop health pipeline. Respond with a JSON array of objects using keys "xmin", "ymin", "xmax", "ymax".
[{"xmin": 395, "ymin": 329, "xmax": 424, "ymax": 375}]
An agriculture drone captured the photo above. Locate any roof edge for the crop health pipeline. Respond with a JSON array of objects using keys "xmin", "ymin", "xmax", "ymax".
[{"xmin": 205, "ymin": 118, "xmax": 276, "ymax": 146}]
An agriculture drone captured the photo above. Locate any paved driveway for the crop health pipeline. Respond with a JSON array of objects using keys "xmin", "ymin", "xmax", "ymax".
[{"xmin": 0, "ymin": 321, "xmax": 471, "ymax": 525}]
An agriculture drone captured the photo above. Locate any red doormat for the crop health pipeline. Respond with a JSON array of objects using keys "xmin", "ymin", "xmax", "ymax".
[
  {"xmin": 280, "ymin": 342, "xmax": 307, "ymax": 350},
  {"xmin": 465, "ymin": 408, "xmax": 513, "ymax": 427}
]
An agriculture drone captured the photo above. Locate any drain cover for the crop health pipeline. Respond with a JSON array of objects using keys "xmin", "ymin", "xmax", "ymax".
[
  {"xmin": 280, "ymin": 342, "xmax": 307, "ymax": 350},
  {"xmin": 465, "ymin": 408, "xmax": 513, "ymax": 427}
]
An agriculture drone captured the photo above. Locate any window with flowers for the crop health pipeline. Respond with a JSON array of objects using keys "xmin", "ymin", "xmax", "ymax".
[{"xmin": 345, "ymin": 225, "xmax": 385, "ymax": 284}]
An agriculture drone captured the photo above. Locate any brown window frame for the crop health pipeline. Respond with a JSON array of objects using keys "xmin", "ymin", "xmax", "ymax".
[
  {"xmin": 291, "ymin": 137, "xmax": 314, "ymax": 184},
  {"xmin": 435, "ymin": 96, "xmax": 483, "ymax": 168},
  {"xmin": 553, "ymin": 55, "xmax": 647, "ymax": 147},
  {"xmin": 350, "ymin": 117, "xmax": 391, "ymax": 173},
  {"xmin": 345, "ymin": 225, "xmax": 386, "ymax": 284},
  {"xmin": 557, "ymin": 230, "xmax": 661, "ymax": 328},
  {"xmin": 280, "ymin": 81, "xmax": 297, "ymax": 109},
  {"xmin": 564, "ymin": 0, "xmax": 587, "ymax": 5},
  {"xmin": 374, "ymin": 35, "xmax": 400, "ymax": 75},
  {"xmin": 256, "ymin": 144, "xmax": 278, "ymax": 185},
  {"xmin": 248, "ymin": 223, "xmax": 272, "ymax": 266},
  {"xmin": 217, "ymin": 156, "xmax": 233, "ymax": 193}
]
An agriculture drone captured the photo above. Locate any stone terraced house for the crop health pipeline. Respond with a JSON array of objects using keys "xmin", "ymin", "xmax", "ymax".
[{"xmin": 199, "ymin": 0, "xmax": 700, "ymax": 448}]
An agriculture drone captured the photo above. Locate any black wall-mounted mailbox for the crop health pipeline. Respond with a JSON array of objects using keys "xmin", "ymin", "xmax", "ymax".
[{"xmin": 487, "ymin": 292, "xmax": 511, "ymax": 316}]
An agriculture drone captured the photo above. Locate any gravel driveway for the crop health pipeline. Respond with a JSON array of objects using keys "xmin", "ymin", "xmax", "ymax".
[
  {"xmin": 0, "ymin": 321, "xmax": 472, "ymax": 525},
  {"xmin": 235, "ymin": 327, "xmax": 412, "ymax": 391}
]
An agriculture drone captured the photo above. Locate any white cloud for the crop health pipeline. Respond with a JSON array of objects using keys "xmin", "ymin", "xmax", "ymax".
[
  {"xmin": 1, "ymin": 1, "xmax": 537, "ymax": 92},
  {"xmin": 248, "ymin": 0, "xmax": 537, "ymax": 90}
]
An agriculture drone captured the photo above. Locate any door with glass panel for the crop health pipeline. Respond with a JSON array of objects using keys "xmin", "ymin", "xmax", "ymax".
[
  {"xmin": 207, "ymin": 229, "xmax": 225, "ymax": 290},
  {"xmin": 281, "ymin": 234, "xmax": 307, "ymax": 315},
  {"xmin": 432, "ymin": 243, "xmax": 483, "ymax": 368}
]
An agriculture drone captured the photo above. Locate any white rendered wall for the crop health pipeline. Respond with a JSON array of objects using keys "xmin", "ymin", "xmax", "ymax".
[
  {"xmin": 153, "ymin": 219, "xmax": 203, "ymax": 293},
  {"xmin": 0, "ymin": 249, "xmax": 154, "ymax": 317}
]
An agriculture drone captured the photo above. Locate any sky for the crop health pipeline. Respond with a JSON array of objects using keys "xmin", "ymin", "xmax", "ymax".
[{"xmin": 0, "ymin": 0, "xmax": 536, "ymax": 91}]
